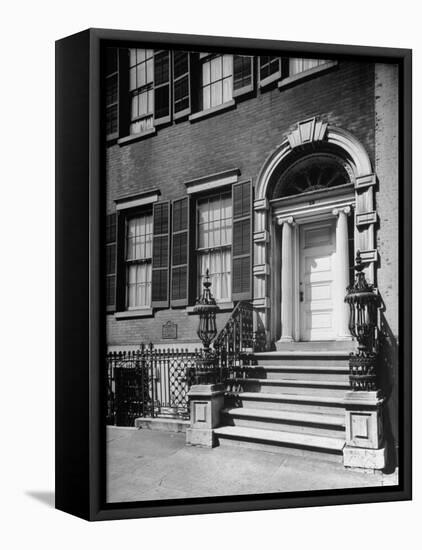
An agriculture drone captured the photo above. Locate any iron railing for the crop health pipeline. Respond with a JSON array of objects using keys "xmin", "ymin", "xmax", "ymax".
[
  {"xmin": 106, "ymin": 344, "xmax": 200, "ymax": 426},
  {"xmin": 214, "ymin": 301, "xmax": 266, "ymax": 370}
]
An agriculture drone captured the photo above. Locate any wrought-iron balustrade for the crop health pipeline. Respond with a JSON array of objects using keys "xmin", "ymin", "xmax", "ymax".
[{"xmin": 106, "ymin": 344, "xmax": 200, "ymax": 426}]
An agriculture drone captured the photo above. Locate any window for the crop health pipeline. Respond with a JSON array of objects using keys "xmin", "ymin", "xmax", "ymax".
[
  {"xmin": 125, "ymin": 213, "xmax": 153, "ymax": 308},
  {"xmin": 197, "ymin": 192, "xmax": 232, "ymax": 302},
  {"xmin": 202, "ymin": 55, "xmax": 233, "ymax": 110},
  {"xmin": 129, "ymin": 49, "xmax": 154, "ymax": 135},
  {"xmin": 288, "ymin": 58, "xmax": 329, "ymax": 76},
  {"xmin": 105, "ymin": 48, "xmax": 119, "ymax": 138},
  {"xmin": 259, "ymin": 56, "xmax": 281, "ymax": 86}
]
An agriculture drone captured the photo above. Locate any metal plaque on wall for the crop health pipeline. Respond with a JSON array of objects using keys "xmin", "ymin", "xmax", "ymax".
[{"xmin": 162, "ymin": 320, "xmax": 177, "ymax": 339}]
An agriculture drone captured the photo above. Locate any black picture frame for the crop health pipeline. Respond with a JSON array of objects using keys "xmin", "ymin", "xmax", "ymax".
[{"xmin": 55, "ymin": 28, "xmax": 412, "ymax": 521}]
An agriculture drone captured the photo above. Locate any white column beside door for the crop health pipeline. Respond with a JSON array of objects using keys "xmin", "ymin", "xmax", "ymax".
[
  {"xmin": 279, "ymin": 217, "xmax": 295, "ymax": 342},
  {"xmin": 333, "ymin": 206, "xmax": 352, "ymax": 340}
]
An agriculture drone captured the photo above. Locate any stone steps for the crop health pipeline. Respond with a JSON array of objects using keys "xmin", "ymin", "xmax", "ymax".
[
  {"xmin": 234, "ymin": 391, "xmax": 346, "ymax": 414},
  {"xmin": 214, "ymin": 425, "xmax": 345, "ymax": 462},
  {"xmin": 245, "ymin": 365, "xmax": 349, "ymax": 382},
  {"xmin": 222, "ymin": 407, "xmax": 345, "ymax": 438},
  {"xmin": 215, "ymin": 350, "xmax": 351, "ymax": 461},
  {"xmin": 230, "ymin": 377, "xmax": 348, "ymax": 397}
]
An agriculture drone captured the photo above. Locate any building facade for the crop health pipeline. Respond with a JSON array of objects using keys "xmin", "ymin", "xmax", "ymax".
[{"xmin": 105, "ymin": 47, "xmax": 399, "ymax": 464}]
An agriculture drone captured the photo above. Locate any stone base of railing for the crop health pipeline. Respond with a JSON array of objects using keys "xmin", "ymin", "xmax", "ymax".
[{"xmin": 186, "ymin": 384, "xmax": 225, "ymax": 448}]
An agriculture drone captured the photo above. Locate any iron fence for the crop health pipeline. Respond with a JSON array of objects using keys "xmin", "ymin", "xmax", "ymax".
[{"xmin": 106, "ymin": 344, "xmax": 201, "ymax": 426}]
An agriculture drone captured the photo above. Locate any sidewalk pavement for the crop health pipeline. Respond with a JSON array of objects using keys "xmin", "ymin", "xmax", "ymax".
[{"xmin": 106, "ymin": 426, "xmax": 398, "ymax": 503}]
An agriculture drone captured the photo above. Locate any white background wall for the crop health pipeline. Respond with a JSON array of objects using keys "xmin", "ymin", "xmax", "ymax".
[{"xmin": 0, "ymin": 1, "xmax": 419, "ymax": 548}]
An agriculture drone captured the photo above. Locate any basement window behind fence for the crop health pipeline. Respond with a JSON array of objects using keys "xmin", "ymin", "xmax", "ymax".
[
  {"xmin": 197, "ymin": 192, "xmax": 232, "ymax": 302},
  {"xmin": 126, "ymin": 213, "xmax": 153, "ymax": 308}
]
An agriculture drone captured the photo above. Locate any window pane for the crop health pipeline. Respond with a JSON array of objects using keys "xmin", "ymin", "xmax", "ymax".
[
  {"xmin": 129, "ymin": 67, "xmax": 137, "ymax": 91},
  {"xmin": 211, "ymin": 56, "xmax": 222, "ymax": 81},
  {"xmin": 222, "ymin": 55, "xmax": 233, "ymax": 77},
  {"xmin": 137, "ymin": 49, "xmax": 145, "ymax": 63},
  {"xmin": 198, "ymin": 248, "xmax": 231, "ymax": 302},
  {"xmin": 222, "ymin": 77, "xmax": 233, "ymax": 103},
  {"xmin": 131, "ymin": 94, "xmax": 138, "ymax": 119},
  {"xmin": 203, "ymin": 85, "xmax": 211, "ymax": 110},
  {"xmin": 146, "ymin": 57, "xmax": 154, "ymax": 83},
  {"xmin": 202, "ymin": 62, "xmax": 210, "ymax": 85},
  {"xmin": 139, "ymin": 91, "xmax": 148, "ymax": 115},
  {"xmin": 129, "ymin": 49, "xmax": 136, "ymax": 67},
  {"xmin": 137, "ymin": 63, "xmax": 146, "ymax": 87},
  {"xmin": 210, "ymin": 81, "xmax": 222, "ymax": 107}
]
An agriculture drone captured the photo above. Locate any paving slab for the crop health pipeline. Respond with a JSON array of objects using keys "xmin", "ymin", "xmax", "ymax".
[{"xmin": 106, "ymin": 426, "xmax": 398, "ymax": 503}]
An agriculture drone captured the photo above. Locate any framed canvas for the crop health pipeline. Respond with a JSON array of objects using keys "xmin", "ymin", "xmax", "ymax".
[{"xmin": 55, "ymin": 28, "xmax": 412, "ymax": 521}]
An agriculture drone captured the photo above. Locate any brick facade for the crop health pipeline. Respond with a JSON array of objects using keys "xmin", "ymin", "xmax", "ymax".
[{"xmin": 106, "ymin": 59, "xmax": 381, "ymax": 348}]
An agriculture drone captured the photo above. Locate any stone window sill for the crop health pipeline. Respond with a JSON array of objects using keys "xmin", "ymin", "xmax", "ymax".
[
  {"xmin": 115, "ymin": 309, "xmax": 153, "ymax": 319},
  {"xmin": 189, "ymin": 100, "xmax": 236, "ymax": 122},
  {"xmin": 278, "ymin": 61, "xmax": 338, "ymax": 90},
  {"xmin": 117, "ymin": 128, "xmax": 156, "ymax": 146}
]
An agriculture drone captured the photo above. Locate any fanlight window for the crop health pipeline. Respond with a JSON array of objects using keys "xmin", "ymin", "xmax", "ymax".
[{"xmin": 274, "ymin": 154, "xmax": 351, "ymax": 198}]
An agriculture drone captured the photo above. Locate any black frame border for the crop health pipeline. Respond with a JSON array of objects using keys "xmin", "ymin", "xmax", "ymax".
[{"xmin": 55, "ymin": 28, "xmax": 412, "ymax": 521}]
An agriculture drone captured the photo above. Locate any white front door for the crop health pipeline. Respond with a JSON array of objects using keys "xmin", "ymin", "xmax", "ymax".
[{"xmin": 299, "ymin": 220, "xmax": 336, "ymax": 341}]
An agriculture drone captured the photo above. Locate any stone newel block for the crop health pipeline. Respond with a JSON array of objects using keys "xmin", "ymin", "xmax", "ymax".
[
  {"xmin": 343, "ymin": 390, "xmax": 386, "ymax": 471},
  {"xmin": 185, "ymin": 384, "xmax": 225, "ymax": 448}
]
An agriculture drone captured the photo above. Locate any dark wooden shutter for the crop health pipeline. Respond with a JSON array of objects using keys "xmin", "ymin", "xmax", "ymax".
[
  {"xmin": 171, "ymin": 197, "xmax": 190, "ymax": 306},
  {"xmin": 118, "ymin": 48, "xmax": 130, "ymax": 138},
  {"xmin": 232, "ymin": 180, "xmax": 253, "ymax": 301},
  {"xmin": 105, "ymin": 213, "xmax": 117, "ymax": 310},
  {"xmin": 172, "ymin": 51, "xmax": 191, "ymax": 118},
  {"xmin": 154, "ymin": 50, "xmax": 171, "ymax": 125},
  {"xmin": 115, "ymin": 211, "xmax": 127, "ymax": 311},
  {"xmin": 233, "ymin": 56, "xmax": 254, "ymax": 97},
  {"xmin": 152, "ymin": 201, "xmax": 170, "ymax": 307}
]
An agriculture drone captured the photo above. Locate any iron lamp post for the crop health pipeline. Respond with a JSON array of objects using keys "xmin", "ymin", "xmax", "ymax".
[
  {"xmin": 345, "ymin": 251, "xmax": 380, "ymax": 391},
  {"xmin": 193, "ymin": 269, "xmax": 220, "ymax": 384}
]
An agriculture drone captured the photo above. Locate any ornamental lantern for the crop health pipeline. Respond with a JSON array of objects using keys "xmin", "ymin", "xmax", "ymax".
[
  {"xmin": 194, "ymin": 269, "xmax": 219, "ymax": 351},
  {"xmin": 344, "ymin": 251, "xmax": 380, "ymax": 391},
  {"xmin": 193, "ymin": 270, "xmax": 220, "ymax": 384}
]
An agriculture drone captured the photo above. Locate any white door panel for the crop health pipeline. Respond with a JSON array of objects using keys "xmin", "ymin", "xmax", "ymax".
[{"xmin": 300, "ymin": 220, "xmax": 336, "ymax": 341}]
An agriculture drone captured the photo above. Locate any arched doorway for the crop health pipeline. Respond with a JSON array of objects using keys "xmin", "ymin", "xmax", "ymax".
[{"xmin": 253, "ymin": 119, "xmax": 376, "ymax": 349}]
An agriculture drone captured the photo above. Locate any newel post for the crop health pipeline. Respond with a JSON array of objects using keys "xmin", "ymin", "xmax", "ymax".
[
  {"xmin": 186, "ymin": 270, "xmax": 225, "ymax": 448},
  {"xmin": 342, "ymin": 251, "xmax": 386, "ymax": 471}
]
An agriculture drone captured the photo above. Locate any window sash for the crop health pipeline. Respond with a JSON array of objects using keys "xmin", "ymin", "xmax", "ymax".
[
  {"xmin": 125, "ymin": 213, "xmax": 153, "ymax": 309},
  {"xmin": 202, "ymin": 55, "xmax": 233, "ymax": 110},
  {"xmin": 196, "ymin": 192, "xmax": 232, "ymax": 302},
  {"xmin": 289, "ymin": 58, "xmax": 327, "ymax": 76},
  {"xmin": 259, "ymin": 56, "xmax": 281, "ymax": 87},
  {"xmin": 197, "ymin": 248, "xmax": 232, "ymax": 303}
]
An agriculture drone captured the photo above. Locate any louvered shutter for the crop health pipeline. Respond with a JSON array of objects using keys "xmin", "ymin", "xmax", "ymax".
[
  {"xmin": 154, "ymin": 50, "xmax": 171, "ymax": 125},
  {"xmin": 151, "ymin": 201, "xmax": 170, "ymax": 307},
  {"xmin": 233, "ymin": 56, "xmax": 254, "ymax": 97},
  {"xmin": 171, "ymin": 197, "xmax": 190, "ymax": 306},
  {"xmin": 172, "ymin": 51, "xmax": 191, "ymax": 118},
  {"xmin": 105, "ymin": 213, "xmax": 117, "ymax": 310},
  {"xmin": 232, "ymin": 180, "xmax": 253, "ymax": 301}
]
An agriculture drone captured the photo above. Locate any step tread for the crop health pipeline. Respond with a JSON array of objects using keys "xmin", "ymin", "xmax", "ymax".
[
  {"xmin": 232, "ymin": 378, "xmax": 349, "ymax": 387},
  {"xmin": 214, "ymin": 425, "xmax": 345, "ymax": 451},
  {"xmin": 223, "ymin": 407, "xmax": 345, "ymax": 427},
  {"xmin": 251, "ymin": 365, "xmax": 349, "ymax": 371},
  {"xmin": 236, "ymin": 391, "xmax": 345, "ymax": 404},
  {"xmin": 251, "ymin": 351, "xmax": 351, "ymax": 357}
]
